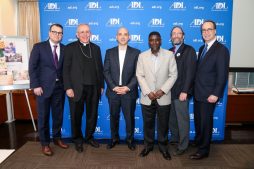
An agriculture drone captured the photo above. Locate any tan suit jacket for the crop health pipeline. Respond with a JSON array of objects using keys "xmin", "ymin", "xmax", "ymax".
[{"xmin": 136, "ymin": 48, "xmax": 177, "ymax": 106}]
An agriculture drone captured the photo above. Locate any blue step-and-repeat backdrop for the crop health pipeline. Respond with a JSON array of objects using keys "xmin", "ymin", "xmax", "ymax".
[{"xmin": 39, "ymin": 0, "xmax": 233, "ymax": 140}]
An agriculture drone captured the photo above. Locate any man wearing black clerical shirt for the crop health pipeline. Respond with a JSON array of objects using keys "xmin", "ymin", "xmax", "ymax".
[{"xmin": 63, "ymin": 24, "xmax": 104, "ymax": 153}]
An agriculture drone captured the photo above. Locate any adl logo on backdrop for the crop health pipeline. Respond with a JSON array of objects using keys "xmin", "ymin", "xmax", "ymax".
[{"xmin": 44, "ymin": 3, "xmax": 60, "ymax": 11}]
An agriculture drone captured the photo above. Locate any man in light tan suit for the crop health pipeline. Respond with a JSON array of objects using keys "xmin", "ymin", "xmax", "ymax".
[{"xmin": 136, "ymin": 31, "xmax": 177, "ymax": 160}]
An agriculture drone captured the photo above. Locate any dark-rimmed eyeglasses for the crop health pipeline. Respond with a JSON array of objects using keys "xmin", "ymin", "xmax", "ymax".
[{"xmin": 51, "ymin": 31, "xmax": 63, "ymax": 35}]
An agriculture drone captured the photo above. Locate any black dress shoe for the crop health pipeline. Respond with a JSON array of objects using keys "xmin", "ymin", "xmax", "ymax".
[
  {"xmin": 75, "ymin": 143, "xmax": 83, "ymax": 153},
  {"xmin": 88, "ymin": 139, "xmax": 100, "ymax": 148},
  {"xmin": 189, "ymin": 153, "xmax": 208, "ymax": 160},
  {"xmin": 161, "ymin": 151, "xmax": 171, "ymax": 160},
  {"xmin": 106, "ymin": 140, "xmax": 119, "ymax": 149},
  {"xmin": 127, "ymin": 142, "xmax": 136, "ymax": 151},
  {"xmin": 139, "ymin": 148, "xmax": 152, "ymax": 157}
]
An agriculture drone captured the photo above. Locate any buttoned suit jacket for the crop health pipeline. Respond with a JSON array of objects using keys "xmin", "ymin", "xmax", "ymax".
[
  {"xmin": 104, "ymin": 46, "xmax": 140, "ymax": 99},
  {"xmin": 29, "ymin": 40, "xmax": 64, "ymax": 98},
  {"xmin": 194, "ymin": 40, "xmax": 230, "ymax": 103}
]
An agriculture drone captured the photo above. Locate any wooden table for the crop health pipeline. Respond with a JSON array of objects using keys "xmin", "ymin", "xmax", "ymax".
[{"xmin": 226, "ymin": 89, "xmax": 254, "ymax": 123}]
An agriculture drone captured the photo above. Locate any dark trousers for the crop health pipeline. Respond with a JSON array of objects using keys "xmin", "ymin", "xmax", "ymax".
[
  {"xmin": 108, "ymin": 97, "xmax": 136, "ymax": 142},
  {"xmin": 141, "ymin": 100, "xmax": 170, "ymax": 152},
  {"xmin": 37, "ymin": 82, "xmax": 65, "ymax": 146},
  {"xmin": 194, "ymin": 99, "xmax": 216, "ymax": 155},
  {"xmin": 69, "ymin": 85, "xmax": 99, "ymax": 144}
]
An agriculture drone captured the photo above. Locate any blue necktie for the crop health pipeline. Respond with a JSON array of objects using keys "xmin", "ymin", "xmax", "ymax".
[{"xmin": 200, "ymin": 44, "xmax": 207, "ymax": 61}]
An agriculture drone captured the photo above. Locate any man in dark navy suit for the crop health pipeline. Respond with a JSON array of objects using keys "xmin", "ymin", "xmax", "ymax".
[
  {"xmin": 190, "ymin": 20, "xmax": 230, "ymax": 160},
  {"xmin": 169, "ymin": 26, "xmax": 197, "ymax": 156},
  {"xmin": 104, "ymin": 27, "xmax": 140, "ymax": 150},
  {"xmin": 29, "ymin": 23, "xmax": 68, "ymax": 156}
]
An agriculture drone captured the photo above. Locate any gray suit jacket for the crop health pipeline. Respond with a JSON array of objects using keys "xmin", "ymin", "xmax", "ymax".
[{"xmin": 136, "ymin": 48, "xmax": 177, "ymax": 106}]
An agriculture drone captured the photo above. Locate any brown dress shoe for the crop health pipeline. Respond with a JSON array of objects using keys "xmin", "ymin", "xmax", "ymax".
[
  {"xmin": 53, "ymin": 139, "xmax": 69, "ymax": 149},
  {"xmin": 42, "ymin": 146, "xmax": 53, "ymax": 156}
]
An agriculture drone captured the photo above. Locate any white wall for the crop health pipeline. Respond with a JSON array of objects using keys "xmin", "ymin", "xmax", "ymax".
[
  {"xmin": 0, "ymin": 0, "xmax": 17, "ymax": 36},
  {"xmin": 231, "ymin": 0, "xmax": 254, "ymax": 68}
]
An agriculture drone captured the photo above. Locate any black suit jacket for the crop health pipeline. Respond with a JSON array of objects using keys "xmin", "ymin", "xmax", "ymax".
[
  {"xmin": 170, "ymin": 43, "xmax": 197, "ymax": 100},
  {"xmin": 63, "ymin": 41, "xmax": 104, "ymax": 102},
  {"xmin": 194, "ymin": 40, "xmax": 230, "ymax": 102},
  {"xmin": 103, "ymin": 46, "xmax": 140, "ymax": 99},
  {"xmin": 29, "ymin": 40, "xmax": 64, "ymax": 98}
]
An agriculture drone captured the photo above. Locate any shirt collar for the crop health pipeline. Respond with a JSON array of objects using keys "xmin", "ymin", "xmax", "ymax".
[
  {"xmin": 206, "ymin": 37, "xmax": 216, "ymax": 50},
  {"xmin": 49, "ymin": 39, "xmax": 59, "ymax": 47},
  {"xmin": 174, "ymin": 43, "xmax": 183, "ymax": 53},
  {"xmin": 79, "ymin": 41, "xmax": 89, "ymax": 46}
]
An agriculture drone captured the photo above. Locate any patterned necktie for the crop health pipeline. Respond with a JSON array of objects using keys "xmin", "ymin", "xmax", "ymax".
[
  {"xmin": 200, "ymin": 44, "xmax": 208, "ymax": 61},
  {"xmin": 53, "ymin": 45, "xmax": 58, "ymax": 67}
]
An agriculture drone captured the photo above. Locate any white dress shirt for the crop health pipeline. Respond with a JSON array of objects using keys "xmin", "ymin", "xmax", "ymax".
[
  {"xmin": 118, "ymin": 49, "xmax": 126, "ymax": 85},
  {"xmin": 206, "ymin": 37, "xmax": 216, "ymax": 51},
  {"xmin": 49, "ymin": 40, "xmax": 60, "ymax": 61}
]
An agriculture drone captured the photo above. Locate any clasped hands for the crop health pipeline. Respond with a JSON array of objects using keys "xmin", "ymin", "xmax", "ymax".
[
  {"xmin": 113, "ymin": 86, "xmax": 130, "ymax": 95},
  {"xmin": 207, "ymin": 95, "xmax": 218, "ymax": 103},
  {"xmin": 148, "ymin": 89, "xmax": 165, "ymax": 100}
]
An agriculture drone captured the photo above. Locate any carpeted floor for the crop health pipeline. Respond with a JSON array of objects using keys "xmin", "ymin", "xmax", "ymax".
[{"xmin": 0, "ymin": 141, "xmax": 254, "ymax": 169}]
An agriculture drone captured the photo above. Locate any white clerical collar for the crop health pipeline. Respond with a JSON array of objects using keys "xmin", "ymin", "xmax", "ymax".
[{"xmin": 80, "ymin": 41, "xmax": 89, "ymax": 46}]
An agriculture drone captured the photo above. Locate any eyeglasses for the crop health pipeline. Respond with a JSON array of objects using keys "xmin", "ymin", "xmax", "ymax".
[
  {"xmin": 201, "ymin": 28, "xmax": 214, "ymax": 33},
  {"xmin": 51, "ymin": 31, "xmax": 63, "ymax": 35}
]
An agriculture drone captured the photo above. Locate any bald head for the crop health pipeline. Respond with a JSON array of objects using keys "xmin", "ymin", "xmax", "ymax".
[
  {"xmin": 117, "ymin": 27, "xmax": 129, "ymax": 35},
  {"xmin": 116, "ymin": 27, "xmax": 130, "ymax": 47}
]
